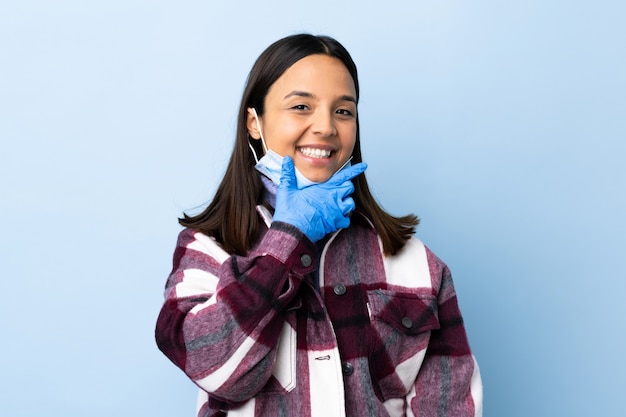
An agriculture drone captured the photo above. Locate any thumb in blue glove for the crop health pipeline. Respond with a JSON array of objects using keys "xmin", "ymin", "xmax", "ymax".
[{"xmin": 273, "ymin": 156, "xmax": 368, "ymax": 242}]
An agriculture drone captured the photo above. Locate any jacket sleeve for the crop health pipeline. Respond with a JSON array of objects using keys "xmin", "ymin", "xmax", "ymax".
[
  {"xmin": 155, "ymin": 222, "xmax": 316, "ymax": 405},
  {"xmin": 408, "ymin": 259, "xmax": 483, "ymax": 417}
]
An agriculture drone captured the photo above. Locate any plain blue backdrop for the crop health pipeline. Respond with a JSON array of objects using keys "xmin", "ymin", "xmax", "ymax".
[{"xmin": 1, "ymin": 1, "xmax": 624, "ymax": 416}]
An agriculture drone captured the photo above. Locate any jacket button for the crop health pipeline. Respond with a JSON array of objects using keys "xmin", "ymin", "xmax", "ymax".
[
  {"xmin": 401, "ymin": 316, "xmax": 413, "ymax": 329},
  {"xmin": 342, "ymin": 362, "xmax": 354, "ymax": 376},
  {"xmin": 300, "ymin": 254, "xmax": 312, "ymax": 267},
  {"xmin": 333, "ymin": 284, "xmax": 347, "ymax": 295}
]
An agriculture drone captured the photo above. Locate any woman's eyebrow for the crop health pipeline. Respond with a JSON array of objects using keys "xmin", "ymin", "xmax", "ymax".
[
  {"xmin": 284, "ymin": 90, "xmax": 356, "ymax": 103},
  {"xmin": 284, "ymin": 90, "xmax": 314, "ymax": 99},
  {"xmin": 338, "ymin": 94, "xmax": 357, "ymax": 103}
]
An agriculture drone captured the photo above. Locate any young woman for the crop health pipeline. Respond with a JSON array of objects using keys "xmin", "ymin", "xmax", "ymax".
[{"xmin": 156, "ymin": 34, "xmax": 482, "ymax": 417}]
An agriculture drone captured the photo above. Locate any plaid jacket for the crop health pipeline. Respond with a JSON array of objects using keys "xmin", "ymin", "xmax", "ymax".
[{"xmin": 156, "ymin": 208, "xmax": 482, "ymax": 417}]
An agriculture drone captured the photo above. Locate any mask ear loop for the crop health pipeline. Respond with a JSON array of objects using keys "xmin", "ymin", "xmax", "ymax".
[
  {"xmin": 248, "ymin": 141, "xmax": 260, "ymax": 164},
  {"xmin": 248, "ymin": 108, "xmax": 269, "ymax": 165}
]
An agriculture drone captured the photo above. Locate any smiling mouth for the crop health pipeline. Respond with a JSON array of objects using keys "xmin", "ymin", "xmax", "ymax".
[{"xmin": 298, "ymin": 147, "xmax": 332, "ymax": 159}]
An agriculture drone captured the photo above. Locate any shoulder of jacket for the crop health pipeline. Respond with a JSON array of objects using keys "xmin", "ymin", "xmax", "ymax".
[
  {"xmin": 178, "ymin": 228, "xmax": 231, "ymax": 265},
  {"xmin": 382, "ymin": 236, "xmax": 434, "ymax": 289}
]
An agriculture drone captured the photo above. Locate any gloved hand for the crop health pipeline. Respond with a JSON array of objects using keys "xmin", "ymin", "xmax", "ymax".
[{"xmin": 273, "ymin": 156, "xmax": 368, "ymax": 242}]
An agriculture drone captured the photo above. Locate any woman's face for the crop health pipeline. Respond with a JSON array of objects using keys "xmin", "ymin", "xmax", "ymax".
[{"xmin": 247, "ymin": 54, "xmax": 357, "ymax": 183}]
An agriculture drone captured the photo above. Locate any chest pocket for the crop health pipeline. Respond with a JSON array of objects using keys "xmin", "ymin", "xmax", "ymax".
[{"xmin": 367, "ymin": 290, "xmax": 440, "ymax": 400}]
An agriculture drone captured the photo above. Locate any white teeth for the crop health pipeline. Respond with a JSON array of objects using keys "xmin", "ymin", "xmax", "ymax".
[{"xmin": 299, "ymin": 147, "xmax": 331, "ymax": 158}]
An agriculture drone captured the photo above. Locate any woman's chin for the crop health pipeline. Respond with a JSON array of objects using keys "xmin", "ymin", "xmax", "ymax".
[{"xmin": 299, "ymin": 170, "xmax": 332, "ymax": 183}]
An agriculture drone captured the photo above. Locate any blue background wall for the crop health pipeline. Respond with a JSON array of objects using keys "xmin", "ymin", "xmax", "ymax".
[{"xmin": 1, "ymin": 1, "xmax": 624, "ymax": 416}]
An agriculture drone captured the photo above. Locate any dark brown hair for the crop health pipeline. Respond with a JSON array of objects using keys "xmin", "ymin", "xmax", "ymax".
[{"xmin": 180, "ymin": 34, "xmax": 418, "ymax": 256}]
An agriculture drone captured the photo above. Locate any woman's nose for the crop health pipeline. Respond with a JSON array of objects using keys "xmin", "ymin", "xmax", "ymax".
[{"xmin": 311, "ymin": 110, "xmax": 337, "ymax": 137}]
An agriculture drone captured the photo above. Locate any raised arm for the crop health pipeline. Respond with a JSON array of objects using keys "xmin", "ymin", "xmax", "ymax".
[{"xmin": 155, "ymin": 223, "xmax": 315, "ymax": 405}]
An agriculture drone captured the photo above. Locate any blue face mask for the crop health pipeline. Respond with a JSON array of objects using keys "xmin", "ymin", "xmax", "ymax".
[
  {"xmin": 248, "ymin": 108, "xmax": 320, "ymax": 189},
  {"xmin": 252, "ymin": 147, "xmax": 320, "ymax": 189}
]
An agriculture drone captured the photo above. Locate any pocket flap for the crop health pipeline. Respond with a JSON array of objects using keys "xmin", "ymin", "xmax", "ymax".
[{"xmin": 367, "ymin": 290, "xmax": 439, "ymax": 336}]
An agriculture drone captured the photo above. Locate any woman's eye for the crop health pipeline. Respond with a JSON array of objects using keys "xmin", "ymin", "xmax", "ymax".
[
  {"xmin": 336, "ymin": 108, "xmax": 355, "ymax": 117},
  {"xmin": 292, "ymin": 104, "xmax": 309, "ymax": 111}
]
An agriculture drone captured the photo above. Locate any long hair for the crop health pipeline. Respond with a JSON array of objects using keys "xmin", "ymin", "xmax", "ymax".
[{"xmin": 180, "ymin": 34, "xmax": 418, "ymax": 256}]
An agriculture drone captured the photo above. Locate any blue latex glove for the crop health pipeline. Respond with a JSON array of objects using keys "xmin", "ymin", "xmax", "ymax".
[{"xmin": 273, "ymin": 156, "xmax": 368, "ymax": 242}]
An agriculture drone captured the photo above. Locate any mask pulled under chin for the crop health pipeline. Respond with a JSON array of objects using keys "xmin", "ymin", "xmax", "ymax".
[{"xmin": 254, "ymin": 148, "xmax": 319, "ymax": 189}]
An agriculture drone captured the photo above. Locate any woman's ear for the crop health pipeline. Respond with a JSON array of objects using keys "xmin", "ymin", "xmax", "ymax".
[{"xmin": 246, "ymin": 108, "xmax": 261, "ymax": 140}]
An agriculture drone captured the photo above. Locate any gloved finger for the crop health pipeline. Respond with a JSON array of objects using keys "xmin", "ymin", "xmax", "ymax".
[
  {"xmin": 279, "ymin": 156, "xmax": 297, "ymax": 189},
  {"xmin": 335, "ymin": 213, "xmax": 351, "ymax": 230},
  {"xmin": 335, "ymin": 181, "xmax": 355, "ymax": 200},
  {"xmin": 326, "ymin": 162, "xmax": 367, "ymax": 185},
  {"xmin": 338, "ymin": 196, "xmax": 356, "ymax": 216}
]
